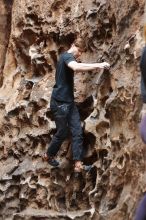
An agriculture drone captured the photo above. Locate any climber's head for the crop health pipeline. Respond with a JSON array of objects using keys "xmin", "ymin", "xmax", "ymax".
[{"xmin": 69, "ymin": 37, "xmax": 87, "ymax": 58}]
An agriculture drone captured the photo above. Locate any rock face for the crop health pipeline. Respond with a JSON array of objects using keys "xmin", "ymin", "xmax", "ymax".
[{"xmin": 0, "ymin": 0, "xmax": 146, "ymax": 219}]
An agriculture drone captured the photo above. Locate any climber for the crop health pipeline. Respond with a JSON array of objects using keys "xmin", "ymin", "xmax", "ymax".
[
  {"xmin": 134, "ymin": 23, "xmax": 146, "ymax": 220},
  {"xmin": 43, "ymin": 37, "xmax": 110, "ymax": 172},
  {"xmin": 139, "ymin": 24, "xmax": 146, "ymax": 144}
]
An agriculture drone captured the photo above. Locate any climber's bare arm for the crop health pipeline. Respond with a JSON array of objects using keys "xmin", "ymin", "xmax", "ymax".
[
  {"xmin": 140, "ymin": 103, "xmax": 146, "ymax": 119},
  {"xmin": 67, "ymin": 61, "xmax": 110, "ymax": 72}
]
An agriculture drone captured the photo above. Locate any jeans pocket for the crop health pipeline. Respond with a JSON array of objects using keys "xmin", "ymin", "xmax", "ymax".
[
  {"xmin": 57, "ymin": 103, "xmax": 70, "ymax": 116},
  {"xmin": 51, "ymin": 98, "xmax": 71, "ymax": 117}
]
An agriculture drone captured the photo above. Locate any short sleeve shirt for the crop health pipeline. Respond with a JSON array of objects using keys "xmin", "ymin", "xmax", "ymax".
[
  {"xmin": 140, "ymin": 46, "xmax": 146, "ymax": 103},
  {"xmin": 135, "ymin": 194, "xmax": 146, "ymax": 220},
  {"xmin": 52, "ymin": 52, "xmax": 76, "ymax": 102}
]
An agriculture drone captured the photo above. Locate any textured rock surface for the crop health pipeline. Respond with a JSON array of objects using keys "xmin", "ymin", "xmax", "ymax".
[{"xmin": 0, "ymin": 0, "xmax": 146, "ymax": 219}]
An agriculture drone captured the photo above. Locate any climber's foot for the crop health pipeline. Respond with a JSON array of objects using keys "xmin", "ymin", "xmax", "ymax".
[
  {"xmin": 74, "ymin": 161, "xmax": 93, "ymax": 173},
  {"xmin": 42, "ymin": 153, "xmax": 59, "ymax": 167}
]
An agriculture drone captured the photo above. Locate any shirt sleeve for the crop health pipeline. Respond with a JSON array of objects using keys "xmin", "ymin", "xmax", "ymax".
[
  {"xmin": 135, "ymin": 195, "xmax": 146, "ymax": 220},
  {"xmin": 63, "ymin": 53, "xmax": 76, "ymax": 65},
  {"xmin": 140, "ymin": 47, "xmax": 146, "ymax": 103},
  {"xmin": 141, "ymin": 77, "xmax": 146, "ymax": 103}
]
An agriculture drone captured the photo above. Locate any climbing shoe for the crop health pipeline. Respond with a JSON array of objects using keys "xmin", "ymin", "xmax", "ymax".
[
  {"xmin": 42, "ymin": 153, "xmax": 59, "ymax": 167},
  {"xmin": 83, "ymin": 165, "xmax": 93, "ymax": 172},
  {"xmin": 48, "ymin": 158, "xmax": 59, "ymax": 167},
  {"xmin": 84, "ymin": 165, "xmax": 93, "ymax": 172}
]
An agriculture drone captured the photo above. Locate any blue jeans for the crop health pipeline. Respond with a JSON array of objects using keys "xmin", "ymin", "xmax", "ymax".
[{"xmin": 47, "ymin": 98, "xmax": 84, "ymax": 161}]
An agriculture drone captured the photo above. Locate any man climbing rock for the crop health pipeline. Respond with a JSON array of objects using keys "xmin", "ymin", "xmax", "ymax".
[
  {"xmin": 140, "ymin": 24, "xmax": 146, "ymax": 144},
  {"xmin": 135, "ymin": 24, "xmax": 146, "ymax": 220},
  {"xmin": 44, "ymin": 37, "xmax": 110, "ymax": 172}
]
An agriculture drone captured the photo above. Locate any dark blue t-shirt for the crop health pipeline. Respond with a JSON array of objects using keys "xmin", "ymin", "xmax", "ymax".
[
  {"xmin": 135, "ymin": 194, "xmax": 146, "ymax": 220},
  {"xmin": 140, "ymin": 46, "xmax": 146, "ymax": 103},
  {"xmin": 52, "ymin": 52, "xmax": 76, "ymax": 103}
]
